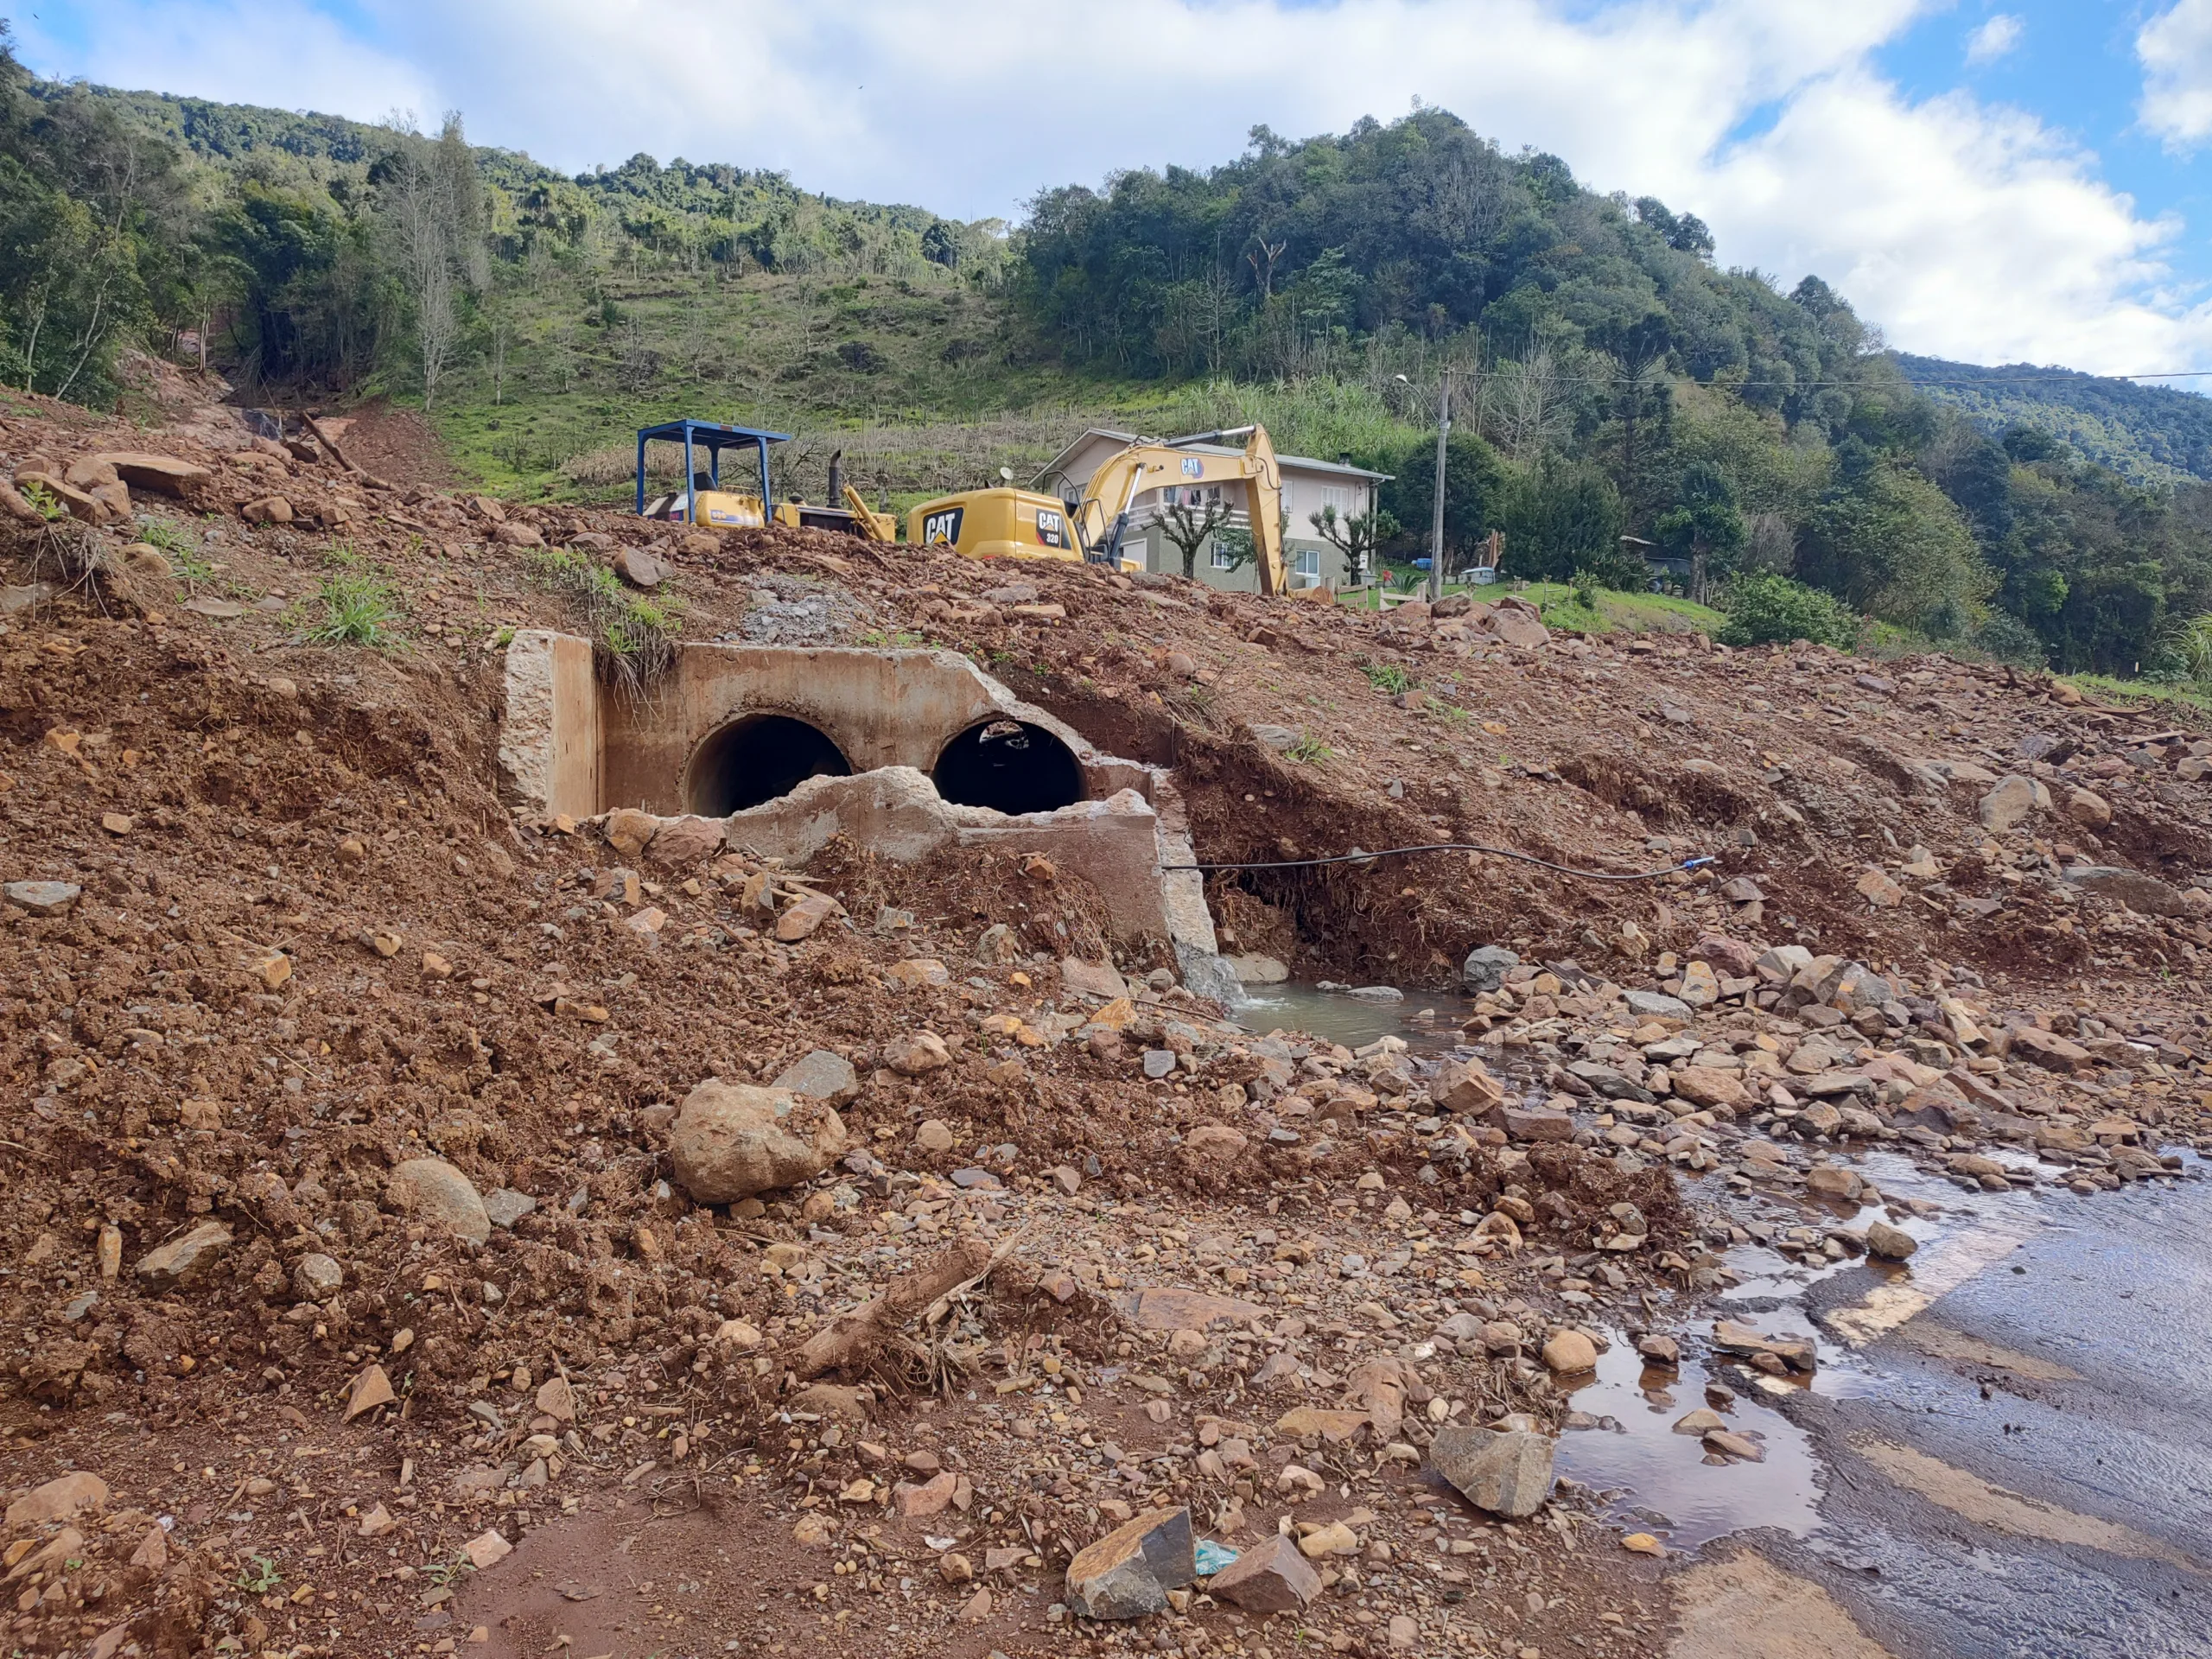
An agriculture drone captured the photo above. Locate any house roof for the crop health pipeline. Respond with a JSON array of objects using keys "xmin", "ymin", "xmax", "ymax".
[{"xmin": 1034, "ymin": 428, "xmax": 1392, "ymax": 491}]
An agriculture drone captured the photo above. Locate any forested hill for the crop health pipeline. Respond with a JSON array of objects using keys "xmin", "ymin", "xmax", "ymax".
[
  {"xmin": 1015, "ymin": 112, "xmax": 2212, "ymax": 677},
  {"xmin": 41, "ymin": 81, "xmax": 997, "ymax": 274},
  {"xmin": 1897, "ymin": 355, "xmax": 2212, "ymax": 486},
  {"xmin": 4, "ymin": 42, "xmax": 2210, "ymax": 683}
]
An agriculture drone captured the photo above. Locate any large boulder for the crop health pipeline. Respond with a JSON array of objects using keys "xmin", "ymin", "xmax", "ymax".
[
  {"xmin": 1978, "ymin": 774, "xmax": 2048, "ymax": 831},
  {"xmin": 2061, "ymin": 865, "xmax": 2188, "ymax": 917},
  {"xmin": 667, "ymin": 1080, "xmax": 847, "ymax": 1204},
  {"xmin": 772, "ymin": 1049, "xmax": 861, "ymax": 1103},
  {"xmin": 642, "ymin": 815, "xmax": 725, "ymax": 867},
  {"xmin": 1624, "ymin": 988, "xmax": 1692, "ymax": 1020},
  {"xmin": 1065, "ymin": 1507, "xmax": 1195, "ymax": 1619},
  {"xmin": 1488, "ymin": 601, "xmax": 1550, "ymax": 650},
  {"xmin": 1461, "ymin": 945, "xmax": 1520, "ymax": 992},
  {"xmin": 91, "ymin": 451, "xmax": 213, "ymax": 504}
]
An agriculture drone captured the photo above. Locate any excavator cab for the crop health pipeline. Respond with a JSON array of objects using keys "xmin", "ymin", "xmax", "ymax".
[{"xmin": 909, "ymin": 424, "xmax": 1287, "ymax": 591}]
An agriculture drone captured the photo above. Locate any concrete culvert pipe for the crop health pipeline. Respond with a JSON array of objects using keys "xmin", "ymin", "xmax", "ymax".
[
  {"xmin": 686, "ymin": 714, "xmax": 853, "ymax": 816},
  {"xmin": 932, "ymin": 719, "xmax": 1084, "ymax": 817}
]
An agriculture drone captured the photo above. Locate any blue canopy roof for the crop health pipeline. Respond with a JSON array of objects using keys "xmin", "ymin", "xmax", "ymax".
[{"xmin": 636, "ymin": 419, "xmax": 791, "ymax": 450}]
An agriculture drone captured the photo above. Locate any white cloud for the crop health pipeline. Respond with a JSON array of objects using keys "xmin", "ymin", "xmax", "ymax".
[
  {"xmin": 2140, "ymin": 0, "xmax": 2212, "ymax": 147},
  {"xmin": 1702, "ymin": 71, "xmax": 2211, "ymax": 369},
  {"xmin": 1965, "ymin": 13, "xmax": 2022, "ymax": 67},
  {"xmin": 23, "ymin": 0, "xmax": 2212, "ymax": 372},
  {"xmin": 16, "ymin": 0, "xmax": 434, "ymax": 129}
]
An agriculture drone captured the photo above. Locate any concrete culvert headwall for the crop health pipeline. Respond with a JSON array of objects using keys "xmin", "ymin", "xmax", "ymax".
[
  {"xmin": 685, "ymin": 713, "xmax": 853, "ymax": 816},
  {"xmin": 933, "ymin": 719, "xmax": 1084, "ymax": 817},
  {"xmin": 497, "ymin": 633, "xmax": 1231, "ymax": 981}
]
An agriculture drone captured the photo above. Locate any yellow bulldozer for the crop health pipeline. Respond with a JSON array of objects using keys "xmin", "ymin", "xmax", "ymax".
[
  {"xmin": 635, "ymin": 420, "xmax": 895, "ymax": 541},
  {"xmin": 905, "ymin": 424, "xmax": 1287, "ymax": 594}
]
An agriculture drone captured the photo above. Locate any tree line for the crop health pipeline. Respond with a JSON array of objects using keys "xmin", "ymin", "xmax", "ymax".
[{"xmin": 0, "ymin": 28, "xmax": 1010, "ymax": 410}]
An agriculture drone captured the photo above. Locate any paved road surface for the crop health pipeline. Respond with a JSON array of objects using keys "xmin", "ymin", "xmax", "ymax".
[{"xmin": 1560, "ymin": 1154, "xmax": 2212, "ymax": 1656}]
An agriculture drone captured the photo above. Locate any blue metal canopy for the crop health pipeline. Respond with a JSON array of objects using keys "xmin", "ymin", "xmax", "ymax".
[{"xmin": 635, "ymin": 420, "xmax": 792, "ymax": 524}]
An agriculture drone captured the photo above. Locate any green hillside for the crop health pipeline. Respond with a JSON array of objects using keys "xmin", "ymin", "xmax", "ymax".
[
  {"xmin": 1897, "ymin": 354, "xmax": 2212, "ymax": 485},
  {"xmin": 5, "ymin": 33, "xmax": 2212, "ymax": 686}
]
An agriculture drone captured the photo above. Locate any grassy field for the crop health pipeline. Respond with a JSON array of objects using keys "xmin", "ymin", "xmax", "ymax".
[
  {"xmin": 1513, "ymin": 581, "xmax": 1726, "ymax": 634},
  {"xmin": 423, "ymin": 259, "xmax": 1442, "ymax": 516},
  {"xmin": 1333, "ymin": 575, "xmax": 1727, "ymax": 633},
  {"xmin": 412, "ymin": 246, "xmax": 1457, "ymax": 521}
]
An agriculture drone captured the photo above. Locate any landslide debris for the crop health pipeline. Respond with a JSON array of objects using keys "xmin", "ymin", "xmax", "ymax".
[{"xmin": 0, "ymin": 385, "xmax": 2206, "ymax": 1659}]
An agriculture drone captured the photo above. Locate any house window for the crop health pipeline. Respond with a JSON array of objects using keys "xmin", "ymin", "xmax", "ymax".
[
  {"xmin": 1211, "ymin": 537, "xmax": 1237, "ymax": 569},
  {"xmin": 1293, "ymin": 548, "xmax": 1321, "ymax": 588},
  {"xmin": 1320, "ymin": 484, "xmax": 1355, "ymax": 518}
]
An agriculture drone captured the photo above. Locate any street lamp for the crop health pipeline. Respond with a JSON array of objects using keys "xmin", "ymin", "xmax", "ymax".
[{"xmin": 1397, "ymin": 371, "xmax": 1450, "ymax": 602}]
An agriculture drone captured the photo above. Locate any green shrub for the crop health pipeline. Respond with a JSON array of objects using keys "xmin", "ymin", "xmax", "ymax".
[{"xmin": 1716, "ymin": 574, "xmax": 1859, "ymax": 650}]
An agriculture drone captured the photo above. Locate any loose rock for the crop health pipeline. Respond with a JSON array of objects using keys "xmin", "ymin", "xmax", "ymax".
[
  {"xmin": 1065, "ymin": 1506, "xmax": 1197, "ymax": 1620},
  {"xmin": 388, "ymin": 1158, "xmax": 491, "ymax": 1244},
  {"xmin": 666, "ymin": 1079, "xmax": 848, "ymax": 1203},
  {"xmin": 1426, "ymin": 1426, "xmax": 1556, "ymax": 1517}
]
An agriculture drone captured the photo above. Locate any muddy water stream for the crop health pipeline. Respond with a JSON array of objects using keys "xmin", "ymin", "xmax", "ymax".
[{"xmin": 1228, "ymin": 980, "xmax": 1473, "ymax": 1054}]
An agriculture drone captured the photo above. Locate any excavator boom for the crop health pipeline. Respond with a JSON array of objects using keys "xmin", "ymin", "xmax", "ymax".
[{"xmin": 1070, "ymin": 425, "xmax": 1286, "ymax": 595}]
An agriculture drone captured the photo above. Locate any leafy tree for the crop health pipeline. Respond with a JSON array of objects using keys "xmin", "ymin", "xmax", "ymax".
[
  {"xmin": 1379, "ymin": 428, "xmax": 1503, "ymax": 566},
  {"xmin": 0, "ymin": 30, "xmax": 191, "ymax": 402},
  {"xmin": 1653, "ymin": 459, "xmax": 1746, "ymax": 580},
  {"xmin": 1496, "ymin": 458, "xmax": 1626, "ymax": 583},
  {"xmin": 1796, "ymin": 463, "xmax": 1991, "ymax": 636},
  {"xmin": 1716, "ymin": 574, "xmax": 1859, "ymax": 649}
]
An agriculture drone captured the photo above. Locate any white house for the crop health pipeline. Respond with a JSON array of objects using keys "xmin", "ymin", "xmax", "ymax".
[{"xmin": 1035, "ymin": 429, "xmax": 1392, "ymax": 594}]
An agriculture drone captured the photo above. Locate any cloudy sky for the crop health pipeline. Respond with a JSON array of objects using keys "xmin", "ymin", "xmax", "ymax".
[{"xmin": 16, "ymin": 0, "xmax": 2212, "ymax": 378}]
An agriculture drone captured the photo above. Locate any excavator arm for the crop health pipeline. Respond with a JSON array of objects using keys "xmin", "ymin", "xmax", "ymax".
[
  {"xmin": 1070, "ymin": 424, "xmax": 1287, "ymax": 595},
  {"xmin": 841, "ymin": 483, "xmax": 898, "ymax": 543}
]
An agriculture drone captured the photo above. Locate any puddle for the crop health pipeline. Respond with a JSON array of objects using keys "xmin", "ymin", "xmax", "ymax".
[
  {"xmin": 1228, "ymin": 980, "xmax": 1474, "ymax": 1054},
  {"xmin": 1555, "ymin": 1151, "xmax": 2060, "ymax": 1551},
  {"xmin": 1552, "ymin": 1335, "xmax": 1829, "ymax": 1549},
  {"xmin": 1808, "ymin": 1152, "xmax": 2046, "ymax": 1349}
]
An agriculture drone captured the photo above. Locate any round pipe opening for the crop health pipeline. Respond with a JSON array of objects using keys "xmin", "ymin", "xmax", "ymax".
[
  {"xmin": 687, "ymin": 714, "xmax": 853, "ymax": 816},
  {"xmin": 932, "ymin": 719, "xmax": 1084, "ymax": 817}
]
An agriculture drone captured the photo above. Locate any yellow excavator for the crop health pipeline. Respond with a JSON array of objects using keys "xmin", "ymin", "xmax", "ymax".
[{"xmin": 905, "ymin": 424, "xmax": 1287, "ymax": 594}]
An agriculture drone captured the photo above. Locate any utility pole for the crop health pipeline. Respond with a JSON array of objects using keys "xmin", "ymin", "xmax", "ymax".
[{"xmin": 1428, "ymin": 369, "xmax": 1452, "ymax": 601}]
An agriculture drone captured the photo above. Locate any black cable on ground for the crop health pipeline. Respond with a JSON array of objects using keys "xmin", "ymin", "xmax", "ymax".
[{"xmin": 1160, "ymin": 843, "xmax": 1715, "ymax": 882}]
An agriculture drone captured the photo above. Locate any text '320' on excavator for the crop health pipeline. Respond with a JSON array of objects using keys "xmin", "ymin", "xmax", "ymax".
[{"xmin": 904, "ymin": 424, "xmax": 1288, "ymax": 595}]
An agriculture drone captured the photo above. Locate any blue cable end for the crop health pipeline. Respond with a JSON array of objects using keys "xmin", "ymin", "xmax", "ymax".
[{"xmin": 1682, "ymin": 856, "xmax": 1716, "ymax": 870}]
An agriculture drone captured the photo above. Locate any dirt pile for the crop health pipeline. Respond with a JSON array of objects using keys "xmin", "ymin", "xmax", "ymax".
[{"xmin": 0, "ymin": 385, "xmax": 2207, "ymax": 1658}]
